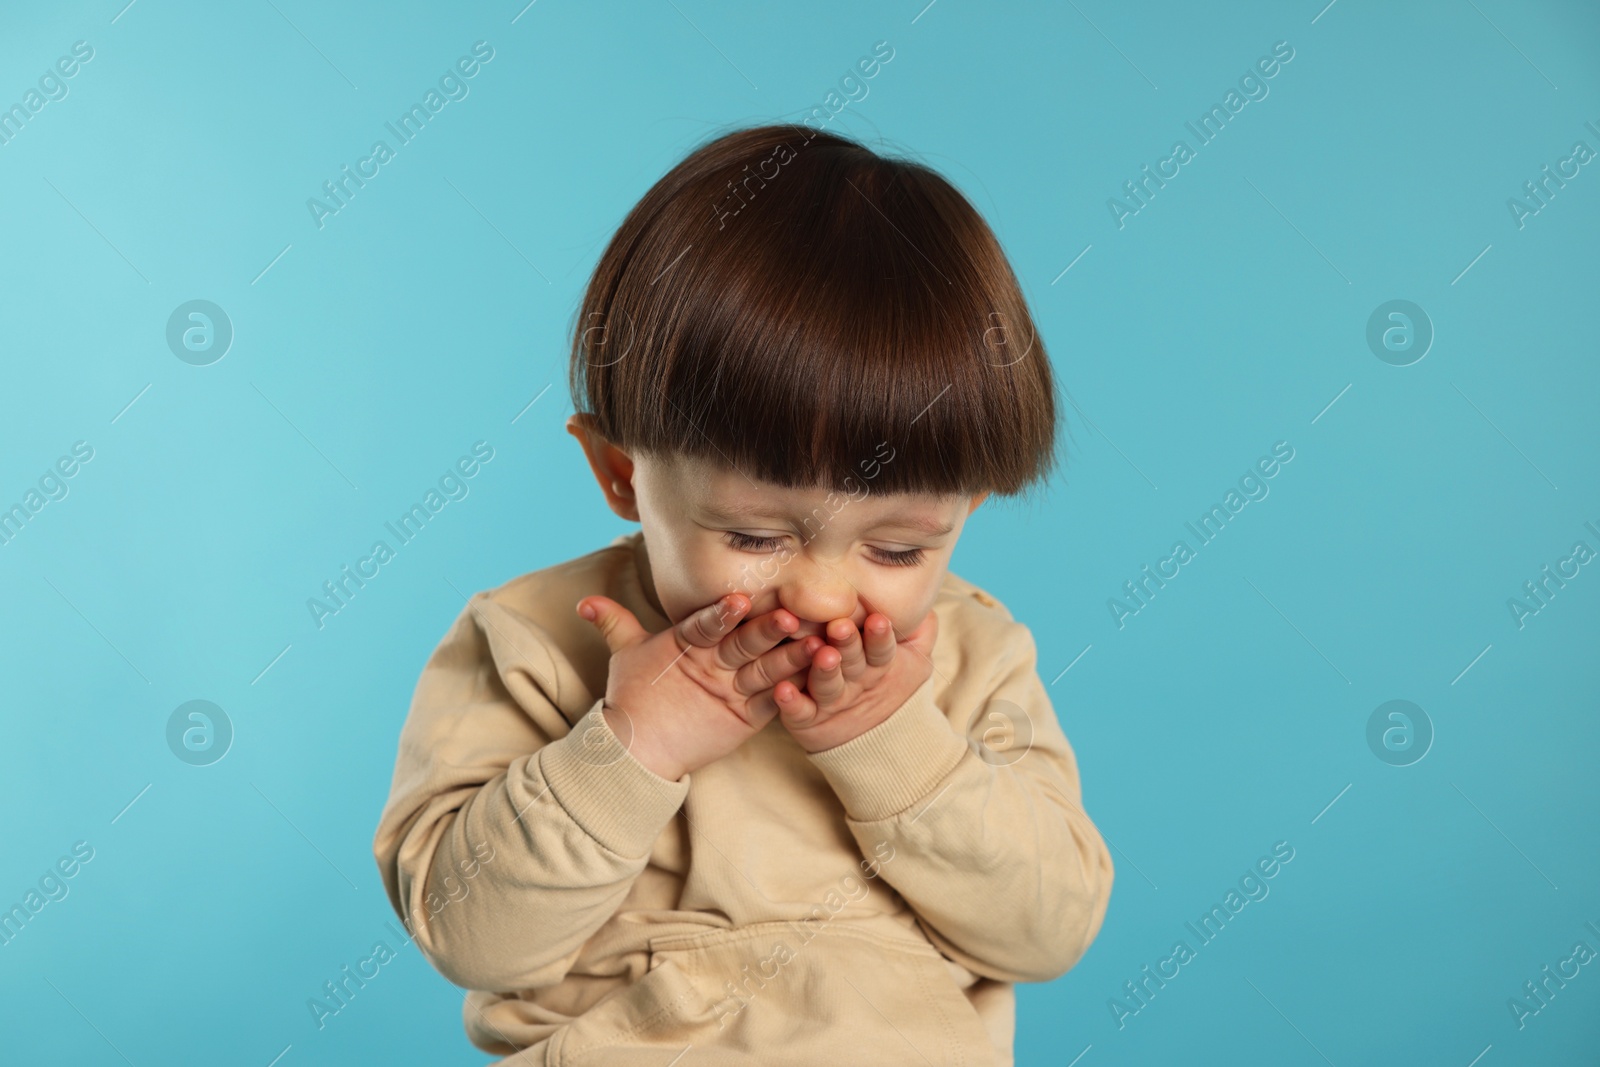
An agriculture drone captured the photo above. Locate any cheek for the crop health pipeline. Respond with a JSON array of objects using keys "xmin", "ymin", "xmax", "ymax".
[
  {"xmin": 657, "ymin": 564, "xmax": 727, "ymax": 624},
  {"xmin": 645, "ymin": 528, "xmax": 754, "ymax": 623},
  {"xmin": 862, "ymin": 571, "xmax": 942, "ymax": 635}
]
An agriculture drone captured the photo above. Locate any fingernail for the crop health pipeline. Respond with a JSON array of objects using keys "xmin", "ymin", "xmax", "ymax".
[{"xmin": 578, "ymin": 603, "xmax": 597, "ymax": 621}]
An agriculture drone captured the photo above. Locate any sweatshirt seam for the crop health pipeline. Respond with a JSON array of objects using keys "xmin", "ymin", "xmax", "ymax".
[{"xmin": 468, "ymin": 592, "xmax": 566, "ymax": 714}]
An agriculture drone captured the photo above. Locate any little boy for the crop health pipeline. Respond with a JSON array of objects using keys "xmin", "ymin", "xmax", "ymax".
[{"xmin": 373, "ymin": 124, "xmax": 1113, "ymax": 1066}]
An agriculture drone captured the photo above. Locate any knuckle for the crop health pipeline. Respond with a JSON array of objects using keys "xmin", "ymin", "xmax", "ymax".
[{"xmin": 698, "ymin": 606, "xmax": 729, "ymax": 642}]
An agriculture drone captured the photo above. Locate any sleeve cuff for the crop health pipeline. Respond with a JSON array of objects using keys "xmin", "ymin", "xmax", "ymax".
[
  {"xmin": 804, "ymin": 677, "xmax": 970, "ymax": 822},
  {"xmin": 537, "ymin": 699, "xmax": 691, "ymax": 858}
]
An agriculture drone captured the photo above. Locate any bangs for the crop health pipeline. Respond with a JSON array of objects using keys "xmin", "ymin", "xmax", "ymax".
[{"xmin": 569, "ymin": 124, "xmax": 1059, "ymax": 500}]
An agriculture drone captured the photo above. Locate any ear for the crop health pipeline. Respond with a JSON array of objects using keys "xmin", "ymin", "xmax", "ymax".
[
  {"xmin": 966, "ymin": 491, "xmax": 990, "ymax": 515},
  {"xmin": 566, "ymin": 413, "xmax": 641, "ymax": 522}
]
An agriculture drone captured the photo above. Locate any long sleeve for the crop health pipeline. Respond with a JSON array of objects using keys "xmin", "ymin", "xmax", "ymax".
[
  {"xmin": 371, "ymin": 593, "xmax": 690, "ymax": 993},
  {"xmin": 804, "ymin": 609, "xmax": 1113, "ymax": 984}
]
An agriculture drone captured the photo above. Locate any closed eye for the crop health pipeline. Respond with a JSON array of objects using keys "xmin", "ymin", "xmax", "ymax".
[
  {"xmin": 870, "ymin": 546, "xmax": 925, "ymax": 567},
  {"xmin": 722, "ymin": 531, "xmax": 925, "ymax": 568},
  {"xmin": 724, "ymin": 531, "xmax": 786, "ymax": 553}
]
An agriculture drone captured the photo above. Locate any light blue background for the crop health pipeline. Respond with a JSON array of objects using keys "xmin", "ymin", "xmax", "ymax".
[{"xmin": 2, "ymin": 1, "xmax": 1597, "ymax": 1064}]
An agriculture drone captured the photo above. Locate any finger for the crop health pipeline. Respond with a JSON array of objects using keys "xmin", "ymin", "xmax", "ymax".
[
  {"xmin": 772, "ymin": 676, "xmax": 821, "ymax": 728},
  {"xmin": 676, "ymin": 593, "xmax": 750, "ymax": 648},
  {"xmin": 576, "ymin": 596, "xmax": 648, "ymax": 654},
  {"xmin": 770, "ymin": 662, "xmax": 805, "ymax": 690},
  {"xmin": 733, "ymin": 633, "xmax": 823, "ymax": 697},
  {"xmin": 824, "ymin": 618, "xmax": 870, "ymax": 680},
  {"xmin": 746, "ymin": 663, "xmax": 805, "ymax": 719},
  {"xmin": 861, "ymin": 612, "xmax": 896, "ymax": 669},
  {"xmin": 752, "ymin": 643, "xmax": 819, "ymax": 716},
  {"xmin": 806, "ymin": 645, "xmax": 848, "ymax": 707},
  {"xmin": 714, "ymin": 607, "xmax": 799, "ymax": 671}
]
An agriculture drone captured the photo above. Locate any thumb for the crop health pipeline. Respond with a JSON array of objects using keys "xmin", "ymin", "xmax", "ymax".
[{"xmin": 576, "ymin": 596, "xmax": 646, "ymax": 654}]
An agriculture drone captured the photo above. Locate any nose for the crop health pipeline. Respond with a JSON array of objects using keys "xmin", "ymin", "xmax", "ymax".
[{"xmin": 773, "ymin": 556, "xmax": 859, "ymax": 633}]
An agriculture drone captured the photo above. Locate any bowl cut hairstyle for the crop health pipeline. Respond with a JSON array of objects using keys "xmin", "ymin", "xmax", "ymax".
[{"xmin": 568, "ymin": 123, "xmax": 1062, "ymax": 501}]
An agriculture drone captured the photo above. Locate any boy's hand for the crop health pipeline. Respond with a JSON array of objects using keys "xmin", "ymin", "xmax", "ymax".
[
  {"xmin": 575, "ymin": 593, "xmax": 818, "ymax": 781},
  {"xmin": 775, "ymin": 610, "xmax": 938, "ymax": 754}
]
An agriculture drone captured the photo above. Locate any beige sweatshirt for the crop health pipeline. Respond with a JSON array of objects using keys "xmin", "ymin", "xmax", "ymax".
[{"xmin": 372, "ymin": 530, "xmax": 1113, "ymax": 1066}]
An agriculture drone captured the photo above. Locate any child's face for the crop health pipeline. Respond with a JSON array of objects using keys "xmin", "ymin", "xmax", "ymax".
[{"xmin": 628, "ymin": 452, "xmax": 986, "ymax": 643}]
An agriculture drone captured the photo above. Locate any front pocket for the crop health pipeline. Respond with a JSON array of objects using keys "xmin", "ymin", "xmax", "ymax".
[
  {"xmin": 641, "ymin": 919, "xmax": 998, "ymax": 1067},
  {"xmin": 550, "ymin": 953, "xmax": 716, "ymax": 1067}
]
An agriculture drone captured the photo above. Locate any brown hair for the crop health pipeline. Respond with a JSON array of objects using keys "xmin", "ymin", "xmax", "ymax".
[{"xmin": 567, "ymin": 123, "xmax": 1061, "ymax": 501}]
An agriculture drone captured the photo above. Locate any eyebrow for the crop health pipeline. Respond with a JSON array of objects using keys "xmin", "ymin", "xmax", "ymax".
[
  {"xmin": 707, "ymin": 502, "xmax": 954, "ymax": 538},
  {"xmin": 869, "ymin": 515, "xmax": 955, "ymax": 537}
]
